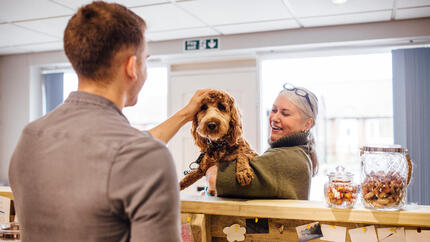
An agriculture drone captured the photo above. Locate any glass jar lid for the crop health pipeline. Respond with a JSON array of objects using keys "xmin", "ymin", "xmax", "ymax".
[
  {"xmin": 361, "ymin": 144, "xmax": 408, "ymax": 153},
  {"xmin": 327, "ymin": 165, "xmax": 353, "ymax": 183}
]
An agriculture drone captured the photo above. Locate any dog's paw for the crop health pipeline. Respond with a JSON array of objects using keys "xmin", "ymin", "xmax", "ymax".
[
  {"xmin": 179, "ymin": 180, "xmax": 187, "ymax": 190},
  {"xmin": 236, "ymin": 168, "xmax": 254, "ymax": 186}
]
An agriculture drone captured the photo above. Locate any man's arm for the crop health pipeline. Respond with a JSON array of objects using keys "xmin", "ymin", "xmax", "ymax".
[{"xmin": 149, "ymin": 89, "xmax": 209, "ymax": 143}]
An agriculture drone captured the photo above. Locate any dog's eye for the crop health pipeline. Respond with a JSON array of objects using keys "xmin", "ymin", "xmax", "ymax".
[
  {"xmin": 200, "ymin": 104, "xmax": 208, "ymax": 111},
  {"xmin": 218, "ymin": 103, "xmax": 226, "ymax": 111}
]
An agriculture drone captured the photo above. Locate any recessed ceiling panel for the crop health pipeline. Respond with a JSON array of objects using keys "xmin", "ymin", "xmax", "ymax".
[
  {"xmin": 178, "ymin": 0, "xmax": 292, "ymax": 25},
  {"xmin": 300, "ymin": 11, "xmax": 391, "ymax": 27},
  {"xmin": 288, "ymin": 0, "xmax": 394, "ymax": 18},
  {"xmin": 216, "ymin": 19, "xmax": 299, "ymax": 35},
  {"xmin": 15, "ymin": 17, "xmax": 70, "ymax": 39},
  {"xmin": 21, "ymin": 41, "xmax": 64, "ymax": 52},
  {"xmin": 0, "ymin": 24, "xmax": 58, "ymax": 47},
  {"xmin": 147, "ymin": 27, "xmax": 218, "ymax": 41},
  {"xmin": 133, "ymin": 4, "xmax": 206, "ymax": 32},
  {"xmin": 52, "ymin": 0, "xmax": 169, "ymax": 10},
  {"xmin": 397, "ymin": 0, "xmax": 430, "ymax": 8},
  {"xmin": 0, "ymin": 46, "xmax": 31, "ymax": 55},
  {"xmin": 0, "ymin": 0, "xmax": 73, "ymax": 22},
  {"xmin": 396, "ymin": 7, "xmax": 430, "ymax": 19}
]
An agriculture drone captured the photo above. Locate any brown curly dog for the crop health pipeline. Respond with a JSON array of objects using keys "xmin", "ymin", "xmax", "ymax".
[{"xmin": 179, "ymin": 89, "xmax": 258, "ymax": 192}]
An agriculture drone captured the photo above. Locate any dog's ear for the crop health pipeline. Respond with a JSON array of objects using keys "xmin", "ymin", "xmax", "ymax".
[
  {"xmin": 191, "ymin": 114, "xmax": 208, "ymax": 152},
  {"xmin": 226, "ymin": 96, "xmax": 243, "ymax": 146}
]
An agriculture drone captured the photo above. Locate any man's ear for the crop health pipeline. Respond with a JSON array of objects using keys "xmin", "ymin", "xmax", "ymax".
[{"xmin": 125, "ymin": 55, "xmax": 137, "ymax": 81}]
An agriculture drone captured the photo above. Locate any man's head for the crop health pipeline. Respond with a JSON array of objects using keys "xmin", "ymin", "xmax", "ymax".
[{"xmin": 64, "ymin": 1, "xmax": 148, "ymax": 106}]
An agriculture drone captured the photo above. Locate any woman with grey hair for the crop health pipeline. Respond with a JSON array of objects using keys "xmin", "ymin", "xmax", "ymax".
[{"xmin": 205, "ymin": 83, "xmax": 319, "ymax": 199}]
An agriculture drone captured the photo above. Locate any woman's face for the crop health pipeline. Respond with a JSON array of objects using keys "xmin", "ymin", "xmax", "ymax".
[{"xmin": 268, "ymin": 94, "xmax": 311, "ymax": 142}]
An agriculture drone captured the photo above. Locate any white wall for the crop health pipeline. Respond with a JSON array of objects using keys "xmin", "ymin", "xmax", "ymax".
[{"xmin": 0, "ymin": 50, "xmax": 68, "ymax": 183}]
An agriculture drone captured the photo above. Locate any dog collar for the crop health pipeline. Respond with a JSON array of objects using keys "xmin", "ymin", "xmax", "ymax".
[{"xmin": 184, "ymin": 152, "xmax": 206, "ymax": 175}]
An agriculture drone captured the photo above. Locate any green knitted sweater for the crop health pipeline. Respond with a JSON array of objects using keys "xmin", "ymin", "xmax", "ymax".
[{"xmin": 216, "ymin": 133, "xmax": 313, "ymax": 199}]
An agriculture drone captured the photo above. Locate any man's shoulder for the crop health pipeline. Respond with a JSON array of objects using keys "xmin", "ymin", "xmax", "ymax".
[
  {"xmin": 119, "ymin": 131, "xmax": 166, "ymax": 151},
  {"xmin": 22, "ymin": 105, "xmax": 159, "ymax": 151},
  {"xmin": 112, "ymin": 133, "xmax": 174, "ymax": 173}
]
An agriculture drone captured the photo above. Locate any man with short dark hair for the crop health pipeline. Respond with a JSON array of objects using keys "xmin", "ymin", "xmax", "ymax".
[{"xmin": 9, "ymin": 2, "xmax": 207, "ymax": 241}]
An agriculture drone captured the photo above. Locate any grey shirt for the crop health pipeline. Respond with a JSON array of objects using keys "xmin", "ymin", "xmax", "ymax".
[{"xmin": 9, "ymin": 91, "xmax": 180, "ymax": 242}]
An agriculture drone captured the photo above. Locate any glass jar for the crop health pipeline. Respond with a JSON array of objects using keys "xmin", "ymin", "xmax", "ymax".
[
  {"xmin": 0, "ymin": 222, "xmax": 20, "ymax": 240},
  {"xmin": 324, "ymin": 166, "xmax": 359, "ymax": 208},
  {"xmin": 360, "ymin": 146, "xmax": 413, "ymax": 210}
]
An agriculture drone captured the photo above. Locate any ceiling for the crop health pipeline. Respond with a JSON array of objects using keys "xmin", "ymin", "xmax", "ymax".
[{"xmin": 0, "ymin": 0, "xmax": 429, "ymax": 56}]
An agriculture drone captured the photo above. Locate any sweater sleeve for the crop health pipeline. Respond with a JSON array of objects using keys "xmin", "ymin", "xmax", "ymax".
[
  {"xmin": 108, "ymin": 137, "xmax": 181, "ymax": 242},
  {"xmin": 216, "ymin": 147, "xmax": 312, "ymax": 199}
]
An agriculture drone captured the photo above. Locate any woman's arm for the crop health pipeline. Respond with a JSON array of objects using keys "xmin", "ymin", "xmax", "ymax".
[
  {"xmin": 149, "ymin": 89, "xmax": 209, "ymax": 143},
  {"xmin": 206, "ymin": 147, "xmax": 312, "ymax": 199},
  {"xmin": 206, "ymin": 165, "xmax": 218, "ymax": 195}
]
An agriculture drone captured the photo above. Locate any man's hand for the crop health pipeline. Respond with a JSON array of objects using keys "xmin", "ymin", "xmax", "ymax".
[
  {"xmin": 205, "ymin": 165, "xmax": 218, "ymax": 196},
  {"xmin": 149, "ymin": 89, "xmax": 211, "ymax": 143},
  {"xmin": 180, "ymin": 89, "xmax": 211, "ymax": 122}
]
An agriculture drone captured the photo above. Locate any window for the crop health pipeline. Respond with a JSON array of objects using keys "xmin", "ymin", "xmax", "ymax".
[
  {"xmin": 63, "ymin": 71, "xmax": 78, "ymax": 101},
  {"xmin": 44, "ymin": 67, "xmax": 168, "ymax": 130},
  {"xmin": 261, "ymin": 53, "xmax": 393, "ymax": 201},
  {"xmin": 123, "ymin": 67, "xmax": 168, "ymax": 130}
]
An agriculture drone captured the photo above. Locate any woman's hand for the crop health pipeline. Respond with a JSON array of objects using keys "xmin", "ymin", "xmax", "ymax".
[{"xmin": 205, "ymin": 165, "xmax": 218, "ymax": 196}]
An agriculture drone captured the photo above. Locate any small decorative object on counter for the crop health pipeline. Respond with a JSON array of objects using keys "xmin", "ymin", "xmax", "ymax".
[
  {"xmin": 324, "ymin": 166, "xmax": 359, "ymax": 208},
  {"xmin": 0, "ymin": 222, "xmax": 20, "ymax": 240},
  {"xmin": 360, "ymin": 145, "xmax": 413, "ymax": 210},
  {"xmin": 223, "ymin": 224, "xmax": 246, "ymax": 242}
]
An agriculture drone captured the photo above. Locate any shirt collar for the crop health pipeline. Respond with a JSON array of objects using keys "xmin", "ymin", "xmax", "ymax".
[{"xmin": 64, "ymin": 91, "xmax": 128, "ymax": 121}]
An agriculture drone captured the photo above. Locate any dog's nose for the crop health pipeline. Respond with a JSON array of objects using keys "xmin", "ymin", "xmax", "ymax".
[{"xmin": 207, "ymin": 122, "xmax": 217, "ymax": 130}]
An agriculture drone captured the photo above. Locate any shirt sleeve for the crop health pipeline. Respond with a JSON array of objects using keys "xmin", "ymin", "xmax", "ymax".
[
  {"xmin": 108, "ymin": 137, "xmax": 181, "ymax": 242},
  {"xmin": 216, "ymin": 147, "xmax": 311, "ymax": 199}
]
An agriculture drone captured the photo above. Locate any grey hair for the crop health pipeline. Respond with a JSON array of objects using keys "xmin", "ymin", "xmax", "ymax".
[
  {"xmin": 279, "ymin": 86, "xmax": 319, "ymax": 176},
  {"xmin": 279, "ymin": 87, "xmax": 318, "ymax": 126}
]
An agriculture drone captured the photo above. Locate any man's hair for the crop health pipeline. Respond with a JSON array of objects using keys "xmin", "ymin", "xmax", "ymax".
[{"xmin": 64, "ymin": 1, "xmax": 146, "ymax": 81}]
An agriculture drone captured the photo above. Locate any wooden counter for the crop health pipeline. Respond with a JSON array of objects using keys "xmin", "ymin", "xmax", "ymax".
[
  {"xmin": 180, "ymin": 195, "xmax": 430, "ymax": 242},
  {"xmin": 0, "ymin": 186, "xmax": 14, "ymax": 223},
  {"xmin": 0, "ymin": 186, "xmax": 13, "ymax": 200},
  {"xmin": 2, "ymin": 188, "xmax": 429, "ymax": 241}
]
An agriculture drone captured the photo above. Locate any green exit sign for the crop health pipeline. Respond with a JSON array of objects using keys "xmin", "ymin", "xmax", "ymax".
[
  {"xmin": 185, "ymin": 38, "xmax": 220, "ymax": 51},
  {"xmin": 204, "ymin": 38, "xmax": 218, "ymax": 49}
]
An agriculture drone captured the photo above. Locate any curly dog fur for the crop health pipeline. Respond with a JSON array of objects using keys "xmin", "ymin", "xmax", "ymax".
[{"xmin": 179, "ymin": 89, "xmax": 258, "ymax": 192}]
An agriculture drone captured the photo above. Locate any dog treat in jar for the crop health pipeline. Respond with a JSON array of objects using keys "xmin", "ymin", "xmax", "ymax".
[
  {"xmin": 324, "ymin": 166, "xmax": 359, "ymax": 208},
  {"xmin": 0, "ymin": 222, "xmax": 20, "ymax": 240},
  {"xmin": 360, "ymin": 146, "xmax": 413, "ymax": 211}
]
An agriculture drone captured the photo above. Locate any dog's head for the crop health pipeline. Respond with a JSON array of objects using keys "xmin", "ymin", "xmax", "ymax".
[{"xmin": 191, "ymin": 89, "xmax": 243, "ymax": 150}]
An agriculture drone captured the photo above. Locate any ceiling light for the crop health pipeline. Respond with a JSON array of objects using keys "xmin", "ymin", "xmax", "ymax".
[{"xmin": 332, "ymin": 0, "xmax": 348, "ymax": 4}]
